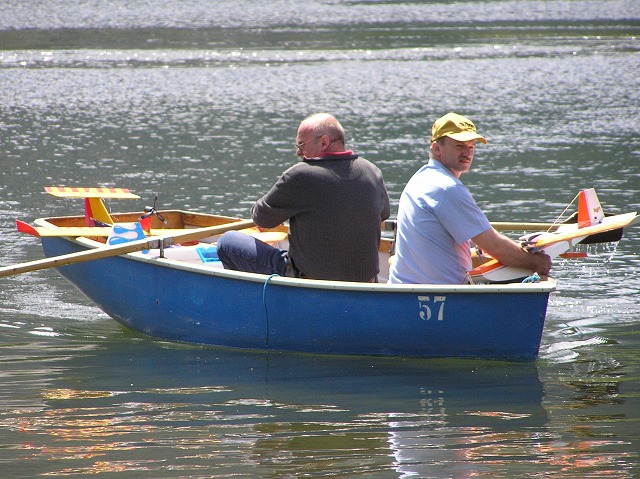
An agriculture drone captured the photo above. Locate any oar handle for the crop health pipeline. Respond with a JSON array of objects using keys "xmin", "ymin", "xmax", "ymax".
[{"xmin": 382, "ymin": 219, "xmax": 561, "ymax": 232}]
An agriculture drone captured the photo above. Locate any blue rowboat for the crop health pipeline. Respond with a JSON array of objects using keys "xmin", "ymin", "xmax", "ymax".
[{"xmin": 31, "ymin": 210, "xmax": 554, "ymax": 360}]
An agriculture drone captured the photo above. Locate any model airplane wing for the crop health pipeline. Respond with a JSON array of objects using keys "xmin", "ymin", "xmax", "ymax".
[{"xmin": 469, "ymin": 189, "xmax": 638, "ymax": 284}]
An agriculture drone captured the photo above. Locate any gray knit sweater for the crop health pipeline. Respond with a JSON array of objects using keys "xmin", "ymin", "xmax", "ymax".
[{"xmin": 251, "ymin": 154, "xmax": 390, "ymax": 282}]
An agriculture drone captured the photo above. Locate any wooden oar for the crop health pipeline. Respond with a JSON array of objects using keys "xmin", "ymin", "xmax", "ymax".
[
  {"xmin": 383, "ymin": 219, "xmax": 630, "ymax": 243},
  {"xmin": 382, "ymin": 220, "xmax": 562, "ymax": 233},
  {"xmin": 489, "ymin": 222, "xmax": 561, "ymax": 232},
  {"xmin": 0, "ymin": 219, "xmax": 255, "ymax": 278}
]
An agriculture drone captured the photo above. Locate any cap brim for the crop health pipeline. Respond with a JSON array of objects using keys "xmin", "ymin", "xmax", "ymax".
[{"xmin": 447, "ymin": 131, "xmax": 487, "ymax": 144}]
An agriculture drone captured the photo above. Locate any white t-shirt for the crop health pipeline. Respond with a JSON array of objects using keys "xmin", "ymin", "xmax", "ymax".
[{"xmin": 389, "ymin": 160, "xmax": 491, "ymax": 284}]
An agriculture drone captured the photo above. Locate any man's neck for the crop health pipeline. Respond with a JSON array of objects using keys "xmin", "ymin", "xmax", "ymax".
[{"xmin": 304, "ymin": 150, "xmax": 356, "ymax": 161}]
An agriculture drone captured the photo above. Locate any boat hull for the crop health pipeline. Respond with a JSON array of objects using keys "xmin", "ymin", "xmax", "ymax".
[{"xmin": 41, "ymin": 235, "xmax": 553, "ymax": 360}]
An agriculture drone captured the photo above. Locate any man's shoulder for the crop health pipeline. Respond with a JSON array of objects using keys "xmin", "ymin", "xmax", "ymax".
[
  {"xmin": 278, "ymin": 161, "xmax": 325, "ymax": 186},
  {"xmin": 409, "ymin": 163, "xmax": 458, "ymax": 189},
  {"xmin": 352, "ymin": 155, "xmax": 383, "ymax": 172},
  {"xmin": 286, "ymin": 155, "xmax": 381, "ymax": 179}
]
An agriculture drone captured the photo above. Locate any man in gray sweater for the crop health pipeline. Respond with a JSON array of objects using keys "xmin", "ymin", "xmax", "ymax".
[{"xmin": 217, "ymin": 113, "xmax": 390, "ymax": 282}]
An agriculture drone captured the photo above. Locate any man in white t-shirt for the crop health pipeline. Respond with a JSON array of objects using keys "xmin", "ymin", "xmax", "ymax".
[{"xmin": 389, "ymin": 112, "xmax": 551, "ymax": 284}]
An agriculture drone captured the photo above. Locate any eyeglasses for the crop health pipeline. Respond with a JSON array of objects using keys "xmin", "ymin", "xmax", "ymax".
[
  {"xmin": 295, "ymin": 135, "xmax": 321, "ymax": 151},
  {"xmin": 295, "ymin": 135, "xmax": 344, "ymax": 152}
]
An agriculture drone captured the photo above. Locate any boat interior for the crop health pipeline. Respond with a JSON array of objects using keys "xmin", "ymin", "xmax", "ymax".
[{"xmin": 39, "ymin": 210, "xmax": 398, "ymax": 282}]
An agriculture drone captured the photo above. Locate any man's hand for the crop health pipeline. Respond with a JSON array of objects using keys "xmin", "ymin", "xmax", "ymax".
[{"xmin": 473, "ymin": 228, "xmax": 553, "ymax": 275}]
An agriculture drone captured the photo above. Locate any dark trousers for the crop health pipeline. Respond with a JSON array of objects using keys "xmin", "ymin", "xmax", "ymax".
[{"xmin": 216, "ymin": 230, "xmax": 291, "ymax": 276}]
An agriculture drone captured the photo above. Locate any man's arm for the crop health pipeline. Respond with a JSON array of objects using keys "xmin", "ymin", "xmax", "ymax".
[
  {"xmin": 251, "ymin": 170, "xmax": 301, "ymax": 228},
  {"xmin": 380, "ymin": 184, "xmax": 391, "ymax": 222},
  {"xmin": 472, "ymin": 228, "xmax": 552, "ymax": 275}
]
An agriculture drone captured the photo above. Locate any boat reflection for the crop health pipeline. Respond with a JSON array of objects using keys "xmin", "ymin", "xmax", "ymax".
[{"xmin": 11, "ymin": 341, "xmax": 548, "ymax": 477}]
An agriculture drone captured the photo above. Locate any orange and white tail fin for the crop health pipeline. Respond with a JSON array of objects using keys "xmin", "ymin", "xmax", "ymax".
[{"xmin": 577, "ymin": 188, "xmax": 604, "ymax": 228}]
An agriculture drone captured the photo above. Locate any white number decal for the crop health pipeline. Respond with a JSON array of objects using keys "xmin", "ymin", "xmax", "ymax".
[{"xmin": 418, "ymin": 295, "xmax": 446, "ymax": 321}]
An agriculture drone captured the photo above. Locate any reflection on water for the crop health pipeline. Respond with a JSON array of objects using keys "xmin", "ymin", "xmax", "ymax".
[
  {"xmin": 0, "ymin": 339, "xmax": 635, "ymax": 478},
  {"xmin": 0, "ymin": 341, "xmax": 548, "ymax": 478}
]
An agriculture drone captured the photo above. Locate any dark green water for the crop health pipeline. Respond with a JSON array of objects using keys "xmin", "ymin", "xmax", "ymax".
[{"xmin": 1, "ymin": 1, "xmax": 639, "ymax": 477}]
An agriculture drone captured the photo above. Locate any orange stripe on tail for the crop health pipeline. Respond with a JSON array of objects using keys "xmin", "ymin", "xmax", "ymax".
[{"xmin": 577, "ymin": 188, "xmax": 604, "ymax": 228}]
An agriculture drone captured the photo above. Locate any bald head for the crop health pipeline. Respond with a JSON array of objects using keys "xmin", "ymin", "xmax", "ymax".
[
  {"xmin": 296, "ymin": 113, "xmax": 346, "ymax": 157},
  {"xmin": 299, "ymin": 113, "xmax": 345, "ymax": 144}
]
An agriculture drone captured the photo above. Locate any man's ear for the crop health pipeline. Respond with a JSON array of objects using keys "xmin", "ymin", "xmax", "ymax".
[
  {"xmin": 430, "ymin": 140, "xmax": 440, "ymax": 158},
  {"xmin": 319, "ymin": 134, "xmax": 331, "ymax": 149}
]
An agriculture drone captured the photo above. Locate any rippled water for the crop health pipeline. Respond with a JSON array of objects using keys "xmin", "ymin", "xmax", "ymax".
[{"xmin": 1, "ymin": 0, "xmax": 639, "ymax": 477}]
